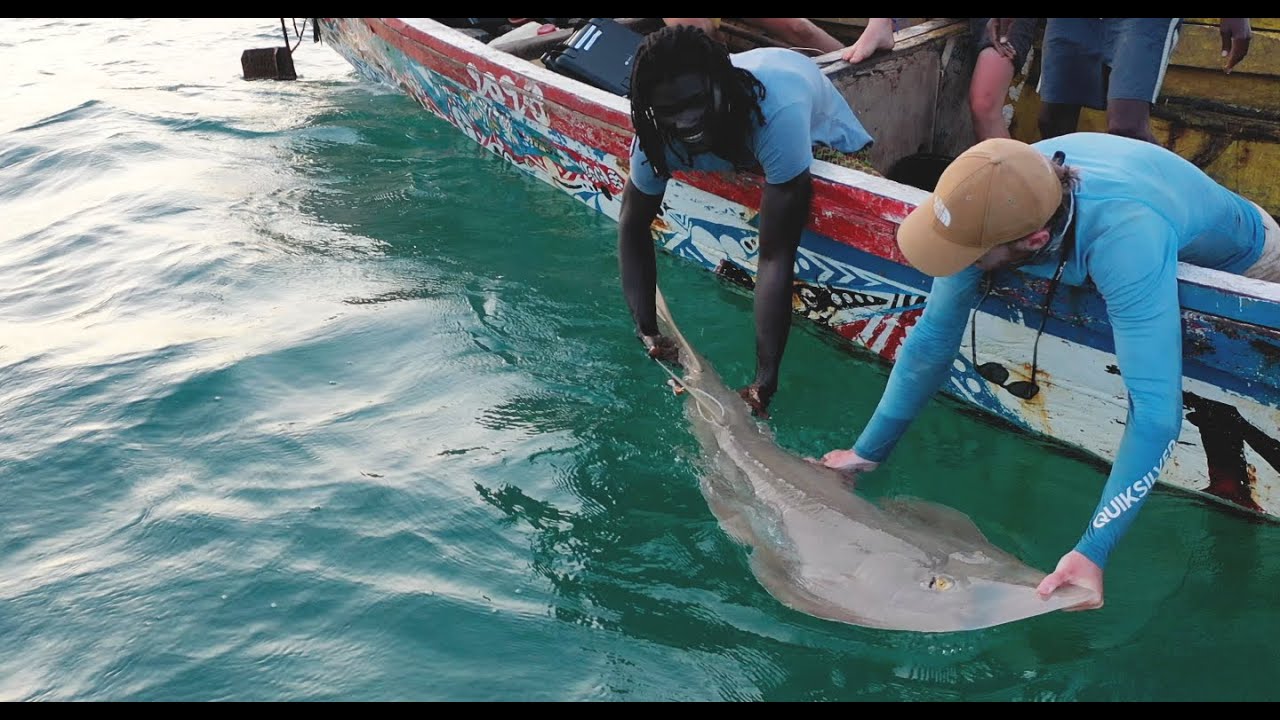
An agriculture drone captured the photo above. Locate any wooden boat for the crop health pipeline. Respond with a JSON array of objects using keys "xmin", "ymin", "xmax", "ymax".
[{"xmin": 312, "ymin": 17, "xmax": 1280, "ymax": 522}]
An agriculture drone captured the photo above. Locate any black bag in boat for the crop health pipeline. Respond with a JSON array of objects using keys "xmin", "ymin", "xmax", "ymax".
[{"xmin": 540, "ymin": 18, "xmax": 644, "ymax": 97}]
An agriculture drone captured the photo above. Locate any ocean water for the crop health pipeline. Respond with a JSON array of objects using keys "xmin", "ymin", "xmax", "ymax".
[{"xmin": 1, "ymin": 18, "xmax": 1277, "ymax": 701}]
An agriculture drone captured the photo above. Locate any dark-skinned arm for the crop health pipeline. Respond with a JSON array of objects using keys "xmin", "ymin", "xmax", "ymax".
[
  {"xmin": 748, "ymin": 168, "xmax": 813, "ymax": 411},
  {"xmin": 617, "ymin": 178, "xmax": 676, "ymax": 361},
  {"xmin": 758, "ymin": 169, "xmax": 813, "ymax": 248}
]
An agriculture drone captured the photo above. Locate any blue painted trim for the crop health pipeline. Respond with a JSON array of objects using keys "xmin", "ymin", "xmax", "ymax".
[
  {"xmin": 1178, "ymin": 282, "xmax": 1280, "ymax": 330},
  {"xmin": 800, "ymin": 232, "xmax": 1280, "ymax": 409}
]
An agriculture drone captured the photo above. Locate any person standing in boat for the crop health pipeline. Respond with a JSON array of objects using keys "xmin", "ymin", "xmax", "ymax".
[
  {"xmin": 818, "ymin": 132, "xmax": 1280, "ymax": 610},
  {"xmin": 618, "ymin": 24, "xmax": 875, "ymax": 418},
  {"xmin": 1027, "ymin": 18, "xmax": 1251, "ymax": 143}
]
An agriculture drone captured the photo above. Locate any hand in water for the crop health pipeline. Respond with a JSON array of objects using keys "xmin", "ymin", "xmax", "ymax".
[
  {"xmin": 805, "ymin": 449, "xmax": 877, "ymax": 490},
  {"xmin": 641, "ymin": 333, "xmax": 680, "ymax": 365},
  {"xmin": 1036, "ymin": 550, "xmax": 1104, "ymax": 611},
  {"xmin": 737, "ymin": 384, "xmax": 774, "ymax": 419},
  {"xmin": 817, "ymin": 448, "xmax": 879, "ymax": 474}
]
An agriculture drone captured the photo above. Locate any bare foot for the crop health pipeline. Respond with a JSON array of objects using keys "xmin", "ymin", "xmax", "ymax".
[{"xmin": 841, "ymin": 18, "xmax": 896, "ymax": 64}]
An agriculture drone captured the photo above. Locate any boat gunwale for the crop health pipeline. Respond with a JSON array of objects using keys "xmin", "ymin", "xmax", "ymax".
[{"xmin": 365, "ymin": 18, "xmax": 1280, "ymax": 328}]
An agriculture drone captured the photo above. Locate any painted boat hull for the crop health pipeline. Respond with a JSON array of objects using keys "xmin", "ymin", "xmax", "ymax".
[{"xmin": 315, "ymin": 18, "xmax": 1280, "ymax": 522}]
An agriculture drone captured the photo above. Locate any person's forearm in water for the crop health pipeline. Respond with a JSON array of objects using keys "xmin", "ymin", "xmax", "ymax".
[{"xmin": 752, "ymin": 171, "xmax": 813, "ymax": 398}]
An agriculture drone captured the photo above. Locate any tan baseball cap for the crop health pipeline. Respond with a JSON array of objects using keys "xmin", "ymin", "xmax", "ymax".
[{"xmin": 896, "ymin": 138, "xmax": 1063, "ymax": 277}]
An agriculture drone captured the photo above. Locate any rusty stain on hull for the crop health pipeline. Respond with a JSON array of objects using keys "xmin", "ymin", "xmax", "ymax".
[{"xmin": 1183, "ymin": 392, "xmax": 1279, "ymax": 514}]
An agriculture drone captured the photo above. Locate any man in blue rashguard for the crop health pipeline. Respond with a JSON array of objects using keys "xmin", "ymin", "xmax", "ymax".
[
  {"xmin": 819, "ymin": 133, "xmax": 1280, "ymax": 609},
  {"xmin": 618, "ymin": 24, "xmax": 874, "ymax": 419}
]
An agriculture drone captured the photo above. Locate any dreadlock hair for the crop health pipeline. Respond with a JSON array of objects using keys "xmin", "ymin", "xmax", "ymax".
[{"xmin": 629, "ymin": 24, "xmax": 768, "ymax": 179}]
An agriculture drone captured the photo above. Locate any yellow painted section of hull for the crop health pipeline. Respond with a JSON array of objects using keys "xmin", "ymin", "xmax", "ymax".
[
  {"xmin": 1007, "ymin": 18, "xmax": 1280, "ymax": 218},
  {"xmin": 1011, "ymin": 104, "xmax": 1280, "ymax": 218}
]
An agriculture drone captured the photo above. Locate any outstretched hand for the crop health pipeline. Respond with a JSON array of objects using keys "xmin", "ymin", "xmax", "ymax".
[
  {"xmin": 804, "ymin": 448, "xmax": 879, "ymax": 489},
  {"xmin": 1037, "ymin": 550, "xmax": 1104, "ymax": 611}
]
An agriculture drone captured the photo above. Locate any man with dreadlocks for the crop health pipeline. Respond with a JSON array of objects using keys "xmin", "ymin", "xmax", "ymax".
[{"xmin": 618, "ymin": 24, "xmax": 874, "ymax": 419}]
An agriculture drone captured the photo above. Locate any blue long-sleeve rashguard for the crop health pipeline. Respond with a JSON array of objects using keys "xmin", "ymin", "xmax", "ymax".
[{"xmin": 854, "ymin": 132, "xmax": 1267, "ymax": 569}]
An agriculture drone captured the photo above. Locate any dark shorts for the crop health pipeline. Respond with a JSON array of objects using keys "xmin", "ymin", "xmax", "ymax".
[
  {"xmin": 970, "ymin": 17, "xmax": 1039, "ymax": 71},
  {"xmin": 1037, "ymin": 17, "xmax": 1183, "ymax": 109}
]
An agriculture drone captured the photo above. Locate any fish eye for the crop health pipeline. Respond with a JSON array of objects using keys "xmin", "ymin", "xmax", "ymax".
[{"xmin": 926, "ymin": 574, "xmax": 955, "ymax": 592}]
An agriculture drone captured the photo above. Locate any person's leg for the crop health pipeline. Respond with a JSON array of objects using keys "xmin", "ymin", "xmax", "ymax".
[
  {"xmin": 968, "ymin": 18, "xmax": 1006, "ymax": 140},
  {"xmin": 1102, "ymin": 18, "xmax": 1181, "ymax": 143},
  {"xmin": 968, "ymin": 18, "xmax": 1038, "ymax": 141},
  {"xmin": 1243, "ymin": 201, "xmax": 1280, "ymax": 283},
  {"xmin": 1102, "ymin": 99, "xmax": 1156, "ymax": 143},
  {"xmin": 971, "ymin": 48, "xmax": 1019, "ymax": 140},
  {"xmin": 1037, "ymin": 18, "xmax": 1105, "ymax": 139},
  {"xmin": 742, "ymin": 18, "xmax": 844, "ymax": 53}
]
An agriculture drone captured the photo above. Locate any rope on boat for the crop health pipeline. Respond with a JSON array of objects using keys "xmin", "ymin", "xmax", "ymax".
[{"xmin": 280, "ymin": 18, "xmax": 311, "ymax": 52}]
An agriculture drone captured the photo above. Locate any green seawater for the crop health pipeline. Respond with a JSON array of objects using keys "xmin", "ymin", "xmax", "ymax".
[{"xmin": 1, "ymin": 17, "xmax": 1276, "ymax": 701}]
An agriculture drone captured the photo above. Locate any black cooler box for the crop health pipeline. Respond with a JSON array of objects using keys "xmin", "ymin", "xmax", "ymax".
[{"xmin": 541, "ymin": 18, "xmax": 645, "ymax": 97}]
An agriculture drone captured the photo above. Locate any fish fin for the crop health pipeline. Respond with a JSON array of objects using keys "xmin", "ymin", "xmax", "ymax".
[
  {"xmin": 746, "ymin": 549, "xmax": 886, "ymax": 629},
  {"xmin": 878, "ymin": 496, "xmax": 995, "ymax": 547},
  {"xmin": 711, "ymin": 503, "xmax": 757, "ymax": 548},
  {"xmin": 700, "ymin": 473, "xmax": 756, "ymax": 547}
]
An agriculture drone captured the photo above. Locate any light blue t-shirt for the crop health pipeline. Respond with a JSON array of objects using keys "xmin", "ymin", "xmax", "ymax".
[
  {"xmin": 853, "ymin": 131, "xmax": 1267, "ymax": 569},
  {"xmin": 628, "ymin": 47, "xmax": 874, "ymax": 195}
]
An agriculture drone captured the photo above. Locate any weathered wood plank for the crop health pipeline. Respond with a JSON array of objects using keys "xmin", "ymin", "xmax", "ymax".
[
  {"xmin": 843, "ymin": 51, "xmax": 939, "ymax": 171},
  {"xmin": 1161, "ymin": 68, "xmax": 1280, "ymax": 111},
  {"xmin": 932, "ymin": 29, "xmax": 979, "ymax": 157},
  {"xmin": 1184, "ymin": 17, "xmax": 1280, "ymax": 33},
  {"xmin": 1168, "ymin": 21, "xmax": 1280, "ymax": 78},
  {"xmin": 823, "ymin": 20, "xmax": 971, "ymax": 168},
  {"xmin": 1010, "ymin": 99, "xmax": 1280, "ymax": 218},
  {"xmin": 1003, "ymin": 19, "xmax": 1280, "ymax": 218}
]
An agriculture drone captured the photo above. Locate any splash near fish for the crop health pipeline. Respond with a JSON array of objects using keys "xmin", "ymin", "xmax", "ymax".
[{"xmin": 652, "ymin": 286, "xmax": 1096, "ymax": 632}]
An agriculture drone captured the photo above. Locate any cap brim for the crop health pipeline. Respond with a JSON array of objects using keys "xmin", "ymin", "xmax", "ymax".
[{"xmin": 896, "ymin": 197, "xmax": 988, "ymax": 277}]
